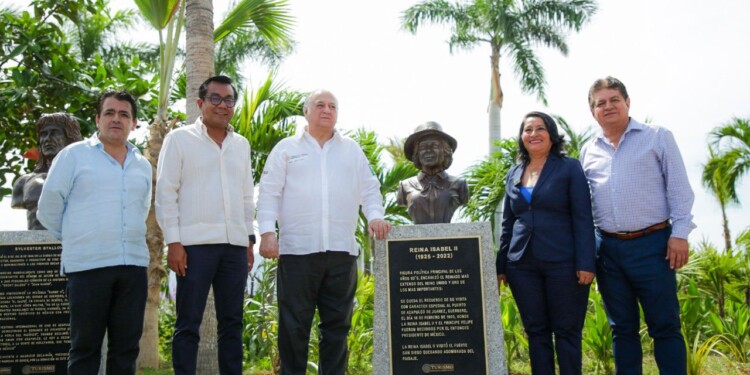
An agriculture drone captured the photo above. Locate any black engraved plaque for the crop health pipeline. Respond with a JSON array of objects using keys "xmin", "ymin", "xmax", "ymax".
[
  {"xmin": 0, "ymin": 243, "xmax": 68, "ymax": 375},
  {"xmin": 386, "ymin": 236, "xmax": 487, "ymax": 374}
]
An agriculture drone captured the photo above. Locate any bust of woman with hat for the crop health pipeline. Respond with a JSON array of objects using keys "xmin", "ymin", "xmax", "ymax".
[{"xmin": 397, "ymin": 121, "xmax": 469, "ymax": 224}]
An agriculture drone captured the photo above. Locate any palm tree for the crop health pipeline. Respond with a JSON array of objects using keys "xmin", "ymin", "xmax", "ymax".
[
  {"xmin": 709, "ymin": 118, "xmax": 750, "ymax": 204},
  {"xmin": 183, "ymin": 1, "xmax": 293, "ymax": 371},
  {"xmin": 401, "ymin": 0, "xmax": 596, "ymax": 155},
  {"xmin": 186, "ymin": 0, "xmax": 294, "ymax": 123},
  {"xmin": 182, "ymin": 2, "xmax": 221, "ymax": 369},
  {"xmin": 185, "ymin": 0, "xmax": 215, "ymax": 124},
  {"xmin": 132, "ymin": 0, "xmax": 185, "ymax": 368},
  {"xmin": 703, "ymin": 147, "xmax": 735, "ymax": 252},
  {"xmin": 703, "ymin": 118, "xmax": 750, "ymax": 252},
  {"xmin": 63, "ymin": 2, "xmax": 162, "ymax": 65},
  {"xmin": 132, "ymin": 0, "xmax": 294, "ymax": 367}
]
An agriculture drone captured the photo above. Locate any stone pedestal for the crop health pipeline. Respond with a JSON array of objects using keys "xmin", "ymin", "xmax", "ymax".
[
  {"xmin": 373, "ymin": 222, "xmax": 507, "ymax": 374},
  {"xmin": 0, "ymin": 231, "xmax": 67, "ymax": 375}
]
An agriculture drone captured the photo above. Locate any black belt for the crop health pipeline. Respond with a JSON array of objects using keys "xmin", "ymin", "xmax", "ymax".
[{"xmin": 599, "ymin": 220, "xmax": 670, "ymax": 241}]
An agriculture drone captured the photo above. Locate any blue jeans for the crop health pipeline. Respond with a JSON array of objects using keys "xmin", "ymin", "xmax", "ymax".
[
  {"xmin": 172, "ymin": 244, "xmax": 247, "ymax": 375},
  {"xmin": 66, "ymin": 265, "xmax": 147, "ymax": 375},
  {"xmin": 596, "ymin": 227, "xmax": 686, "ymax": 375},
  {"xmin": 506, "ymin": 252, "xmax": 590, "ymax": 375}
]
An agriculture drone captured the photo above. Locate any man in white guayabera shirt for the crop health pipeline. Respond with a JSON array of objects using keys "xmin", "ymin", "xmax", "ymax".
[
  {"xmin": 156, "ymin": 75, "xmax": 255, "ymax": 375},
  {"xmin": 257, "ymin": 89, "xmax": 390, "ymax": 375},
  {"xmin": 580, "ymin": 76, "xmax": 696, "ymax": 375}
]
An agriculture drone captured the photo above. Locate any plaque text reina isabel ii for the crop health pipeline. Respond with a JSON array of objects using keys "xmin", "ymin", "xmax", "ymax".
[{"xmin": 386, "ymin": 237, "xmax": 487, "ymax": 374}]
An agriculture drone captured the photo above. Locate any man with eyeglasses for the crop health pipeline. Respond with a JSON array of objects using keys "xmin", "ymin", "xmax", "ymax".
[{"xmin": 155, "ymin": 75, "xmax": 255, "ymax": 375}]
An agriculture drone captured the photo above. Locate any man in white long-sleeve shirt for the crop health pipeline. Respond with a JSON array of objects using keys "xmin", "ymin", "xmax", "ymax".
[
  {"xmin": 257, "ymin": 90, "xmax": 390, "ymax": 375},
  {"xmin": 155, "ymin": 75, "xmax": 254, "ymax": 375}
]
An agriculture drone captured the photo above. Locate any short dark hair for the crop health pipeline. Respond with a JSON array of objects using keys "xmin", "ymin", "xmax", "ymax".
[
  {"xmin": 588, "ymin": 76, "xmax": 629, "ymax": 109},
  {"xmin": 34, "ymin": 113, "xmax": 83, "ymax": 173},
  {"xmin": 517, "ymin": 111, "xmax": 566, "ymax": 165},
  {"xmin": 97, "ymin": 90, "xmax": 138, "ymax": 120},
  {"xmin": 199, "ymin": 75, "xmax": 238, "ymax": 101}
]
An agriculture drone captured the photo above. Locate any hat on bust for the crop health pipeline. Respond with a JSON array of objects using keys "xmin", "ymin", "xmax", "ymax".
[{"xmin": 403, "ymin": 121, "xmax": 458, "ymax": 162}]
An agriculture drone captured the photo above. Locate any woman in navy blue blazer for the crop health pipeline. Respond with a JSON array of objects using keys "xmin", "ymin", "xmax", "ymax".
[{"xmin": 497, "ymin": 111, "xmax": 595, "ymax": 375}]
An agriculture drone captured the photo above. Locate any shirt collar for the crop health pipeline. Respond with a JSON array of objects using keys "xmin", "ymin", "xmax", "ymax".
[
  {"xmin": 90, "ymin": 133, "xmax": 136, "ymax": 153},
  {"xmin": 297, "ymin": 126, "xmax": 341, "ymax": 142},
  {"xmin": 595, "ymin": 117, "xmax": 641, "ymax": 142},
  {"xmin": 195, "ymin": 117, "xmax": 235, "ymax": 137}
]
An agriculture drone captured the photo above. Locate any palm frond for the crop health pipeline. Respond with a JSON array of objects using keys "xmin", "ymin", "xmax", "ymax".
[
  {"xmin": 232, "ymin": 72, "xmax": 304, "ymax": 183},
  {"xmin": 401, "ymin": 0, "xmax": 460, "ymax": 33},
  {"xmin": 215, "ymin": 28, "xmax": 289, "ymax": 86},
  {"xmin": 706, "ymin": 118, "xmax": 750, "ymax": 206},
  {"xmin": 521, "ymin": 21, "xmax": 569, "ymax": 54},
  {"xmin": 521, "ymin": 0, "xmax": 597, "ymax": 32},
  {"xmin": 381, "ymin": 161, "xmax": 419, "ymax": 194},
  {"xmin": 506, "ymin": 39, "xmax": 547, "ymax": 104},
  {"xmin": 134, "ymin": 0, "xmax": 181, "ymax": 30},
  {"xmin": 401, "ymin": 0, "xmax": 595, "ymax": 114},
  {"xmin": 554, "ymin": 115, "xmax": 594, "ymax": 159},
  {"xmin": 384, "ymin": 136, "xmax": 408, "ymax": 163},
  {"xmin": 214, "ymin": 0, "xmax": 294, "ymax": 54},
  {"xmin": 462, "ymin": 138, "xmax": 517, "ymax": 225}
]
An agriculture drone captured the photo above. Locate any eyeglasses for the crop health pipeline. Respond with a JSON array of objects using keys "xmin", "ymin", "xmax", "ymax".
[{"xmin": 205, "ymin": 95, "xmax": 235, "ymax": 107}]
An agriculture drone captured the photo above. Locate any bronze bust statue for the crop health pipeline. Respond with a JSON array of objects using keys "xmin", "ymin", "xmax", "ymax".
[
  {"xmin": 397, "ymin": 121, "xmax": 469, "ymax": 224},
  {"xmin": 12, "ymin": 113, "xmax": 83, "ymax": 230}
]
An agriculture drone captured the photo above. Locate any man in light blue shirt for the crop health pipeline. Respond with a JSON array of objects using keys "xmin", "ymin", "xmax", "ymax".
[
  {"xmin": 580, "ymin": 77, "xmax": 695, "ymax": 375},
  {"xmin": 37, "ymin": 90, "xmax": 152, "ymax": 375}
]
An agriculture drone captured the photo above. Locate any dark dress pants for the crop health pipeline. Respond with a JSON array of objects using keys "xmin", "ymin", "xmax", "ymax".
[
  {"xmin": 172, "ymin": 244, "xmax": 247, "ymax": 375},
  {"xmin": 66, "ymin": 265, "xmax": 147, "ymax": 375},
  {"xmin": 277, "ymin": 251, "xmax": 358, "ymax": 375},
  {"xmin": 596, "ymin": 227, "xmax": 686, "ymax": 375},
  {"xmin": 506, "ymin": 250, "xmax": 590, "ymax": 375}
]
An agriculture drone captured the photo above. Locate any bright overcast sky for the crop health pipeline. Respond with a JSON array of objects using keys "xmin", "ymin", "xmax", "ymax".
[{"xmin": 2, "ymin": 0, "xmax": 749, "ymax": 248}]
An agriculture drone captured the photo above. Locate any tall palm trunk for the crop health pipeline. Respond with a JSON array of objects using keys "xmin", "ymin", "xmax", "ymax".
[
  {"xmin": 133, "ymin": 0, "xmax": 185, "ymax": 368},
  {"xmin": 488, "ymin": 45, "xmax": 503, "ymax": 155},
  {"xmin": 186, "ymin": 0, "xmax": 215, "ymax": 123},
  {"xmin": 138, "ymin": 118, "xmax": 171, "ymax": 369},
  {"xmin": 185, "ymin": 0, "xmax": 219, "ymax": 373},
  {"xmin": 489, "ymin": 45, "xmax": 504, "ymax": 243},
  {"xmin": 720, "ymin": 204, "xmax": 732, "ymax": 253}
]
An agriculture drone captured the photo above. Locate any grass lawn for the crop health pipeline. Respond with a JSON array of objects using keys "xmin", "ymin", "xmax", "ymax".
[{"xmin": 139, "ymin": 355, "xmax": 750, "ymax": 374}]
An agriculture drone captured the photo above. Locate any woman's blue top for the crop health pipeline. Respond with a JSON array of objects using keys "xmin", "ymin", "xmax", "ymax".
[{"xmin": 520, "ymin": 186, "xmax": 533, "ymax": 204}]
